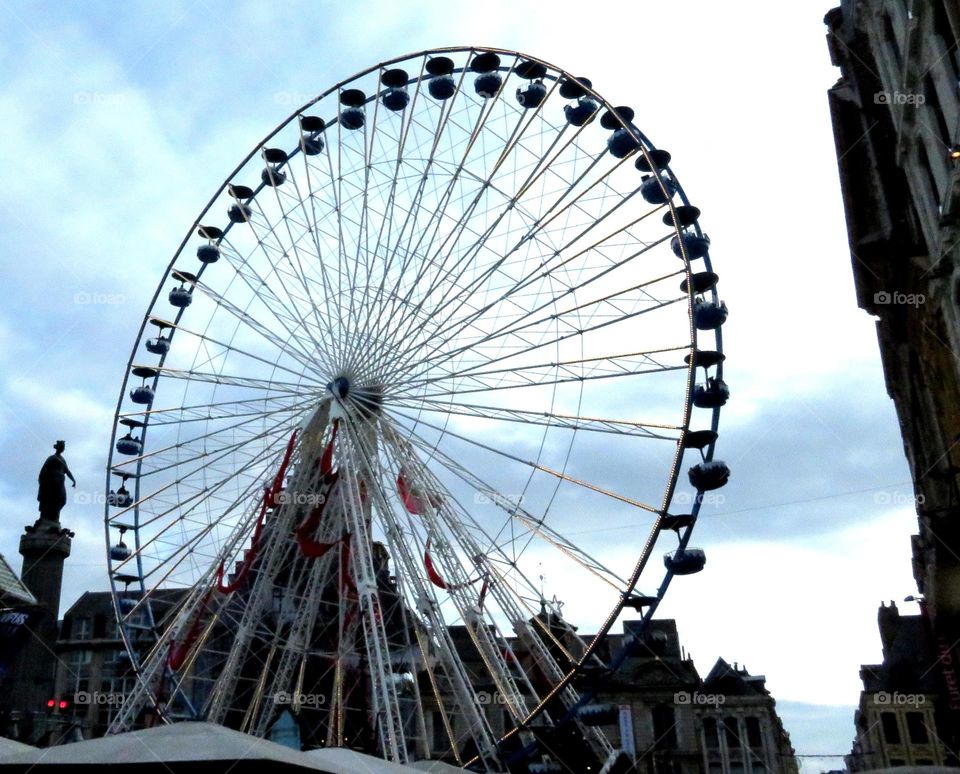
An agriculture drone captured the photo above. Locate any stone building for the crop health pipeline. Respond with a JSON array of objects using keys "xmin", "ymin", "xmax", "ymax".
[
  {"xmin": 825, "ymin": 0, "xmax": 960, "ymax": 757},
  {"xmin": 48, "ymin": 589, "xmax": 187, "ymax": 740},
  {"xmin": 45, "ymin": 589, "xmax": 798, "ymax": 773},
  {"xmin": 696, "ymin": 658, "xmax": 796, "ymax": 774},
  {"xmin": 589, "ymin": 621, "xmax": 797, "ymax": 774},
  {"xmin": 433, "ymin": 616, "xmax": 797, "ymax": 774},
  {"xmin": 847, "ymin": 601, "xmax": 947, "ymax": 769}
]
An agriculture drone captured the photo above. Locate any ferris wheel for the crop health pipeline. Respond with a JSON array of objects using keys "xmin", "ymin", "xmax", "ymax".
[{"xmin": 103, "ymin": 47, "xmax": 729, "ymax": 772}]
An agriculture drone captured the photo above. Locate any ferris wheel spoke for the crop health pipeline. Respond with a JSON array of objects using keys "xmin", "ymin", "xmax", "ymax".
[
  {"xmin": 358, "ymin": 425, "xmax": 544, "ymax": 728},
  {"xmin": 378, "ymin": 139, "xmax": 574, "ymax": 356},
  {"xmin": 383, "ymin": 140, "xmax": 614, "ymax": 347},
  {"xmin": 389, "ymin": 152, "xmax": 665, "ymax": 370},
  {"xmin": 386, "ymin": 210, "xmax": 675, "ymax": 387},
  {"xmin": 121, "ymin": 393, "xmax": 316, "ymax": 427},
  {"xmin": 222, "ymin": 212, "xmax": 336, "ymax": 365},
  {"xmin": 109, "ymin": 407, "xmax": 301, "ymax": 536},
  {"xmin": 294, "ymin": 154, "xmax": 350, "ymax": 367},
  {"xmin": 179, "ymin": 274, "xmax": 323, "ymax": 373},
  {"xmin": 367, "ymin": 62, "xmax": 426, "ymax": 265},
  {"xmin": 114, "ymin": 445, "xmax": 276, "ymax": 579},
  {"xmin": 392, "ymin": 296, "xmax": 687, "ymax": 396},
  {"xmin": 379, "ymin": 414, "xmax": 630, "ymax": 591},
  {"xmin": 387, "ymin": 398, "xmax": 681, "ymax": 440},
  {"xmin": 356, "ymin": 73, "xmax": 480, "ymax": 366},
  {"xmin": 391, "ymin": 363, "xmax": 686, "ymax": 403},
  {"xmin": 114, "ymin": 414, "xmax": 293, "ymax": 506},
  {"xmin": 144, "ymin": 365, "xmax": 319, "ymax": 394},
  {"xmin": 384, "ymin": 405, "xmax": 660, "ymax": 516},
  {"xmin": 373, "ymin": 424, "xmax": 610, "ymax": 758},
  {"xmin": 404, "ymin": 345, "xmax": 688, "ymax": 393},
  {"xmin": 262, "ymin": 170, "xmax": 350, "ymax": 369},
  {"xmin": 391, "ymin": 247, "xmax": 682, "ymax": 384},
  {"xmin": 154, "ymin": 320, "xmax": 322, "ymax": 386},
  {"xmin": 216, "ymin": 232, "xmax": 329, "ymax": 350},
  {"xmin": 221, "ymin": 217, "xmax": 348, "ymax": 362}
]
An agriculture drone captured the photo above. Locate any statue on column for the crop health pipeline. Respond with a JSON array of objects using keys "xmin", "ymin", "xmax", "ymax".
[{"xmin": 36, "ymin": 440, "xmax": 76, "ymax": 525}]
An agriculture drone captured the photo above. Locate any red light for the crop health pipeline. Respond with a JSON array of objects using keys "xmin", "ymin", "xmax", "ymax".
[
  {"xmin": 58, "ymin": 701, "xmax": 68, "ymax": 709},
  {"xmin": 46, "ymin": 699, "xmax": 55, "ymax": 708}
]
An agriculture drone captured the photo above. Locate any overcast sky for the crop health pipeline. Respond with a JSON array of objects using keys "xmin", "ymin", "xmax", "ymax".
[{"xmin": 0, "ymin": 1, "xmax": 923, "ymax": 768}]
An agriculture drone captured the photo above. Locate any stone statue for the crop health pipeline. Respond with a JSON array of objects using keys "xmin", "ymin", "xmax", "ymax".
[{"xmin": 36, "ymin": 440, "xmax": 76, "ymax": 524}]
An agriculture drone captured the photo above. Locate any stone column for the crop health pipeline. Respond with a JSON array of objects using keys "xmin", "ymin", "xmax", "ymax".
[{"xmin": 8, "ymin": 519, "xmax": 73, "ymax": 720}]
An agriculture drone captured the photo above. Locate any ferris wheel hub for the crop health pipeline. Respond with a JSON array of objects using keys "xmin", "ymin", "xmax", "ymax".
[
  {"xmin": 327, "ymin": 376, "xmax": 351, "ymax": 399},
  {"xmin": 326, "ymin": 376, "xmax": 384, "ymax": 418}
]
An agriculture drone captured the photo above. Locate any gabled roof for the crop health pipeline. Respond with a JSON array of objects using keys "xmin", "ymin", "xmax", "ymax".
[
  {"xmin": 0, "ymin": 555, "xmax": 35, "ymax": 608},
  {"xmin": 703, "ymin": 657, "xmax": 769, "ymax": 696}
]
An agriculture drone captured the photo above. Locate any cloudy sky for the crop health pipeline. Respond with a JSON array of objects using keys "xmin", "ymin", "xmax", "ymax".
[{"xmin": 0, "ymin": 0, "xmax": 923, "ymax": 768}]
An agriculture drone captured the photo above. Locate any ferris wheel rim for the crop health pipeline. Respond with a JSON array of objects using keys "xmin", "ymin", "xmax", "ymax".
[{"xmin": 102, "ymin": 44, "xmax": 727, "ymax": 768}]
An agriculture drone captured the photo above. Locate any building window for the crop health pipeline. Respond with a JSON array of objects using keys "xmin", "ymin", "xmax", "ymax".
[
  {"xmin": 881, "ymin": 711, "xmax": 901, "ymax": 744},
  {"xmin": 723, "ymin": 716, "xmax": 741, "ymax": 750},
  {"xmin": 652, "ymin": 704, "xmax": 677, "ymax": 750},
  {"xmin": 906, "ymin": 711, "xmax": 929, "ymax": 744},
  {"xmin": 67, "ymin": 649, "xmax": 92, "ymax": 667},
  {"xmin": 746, "ymin": 716, "xmax": 763, "ymax": 748},
  {"xmin": 703, "ymin": 717, "xmax": 719, "ymax": 748},
  {"xmin": 72, "ymin": 617, "xmax": 91, "ymax": 640}
]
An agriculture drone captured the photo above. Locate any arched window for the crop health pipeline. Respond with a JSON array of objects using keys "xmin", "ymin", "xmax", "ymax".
[{"xmin": 652, "ymin": 704, "xmax": 677, "ymax": 750}]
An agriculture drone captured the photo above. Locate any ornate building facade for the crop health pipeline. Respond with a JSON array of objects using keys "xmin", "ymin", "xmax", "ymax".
[
  {"xmin": 847, "ymin": 601, "xmax": 948, "ymax": 768},
  {"xmin": 826, "ymin": 0, "xmax": 960, "ymax": 758},
  {"xmin": 43, "ymin": 590, "xmax": 798, "ymax": 773}
]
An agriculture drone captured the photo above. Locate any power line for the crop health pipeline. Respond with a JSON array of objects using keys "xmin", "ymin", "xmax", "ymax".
[{"xmin": 565, "ymin": 481, "xmax": 916, "ymax": 536}]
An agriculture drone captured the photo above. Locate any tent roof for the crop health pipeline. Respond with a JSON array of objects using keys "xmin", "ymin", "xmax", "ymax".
[
  {"xmin": 0, "ymin": 555, "xmax": 35, "ymax": 608},
  {"xmin": 0, "ymin": 723, "xmax": 325, "ymax": 770},
  {"xmin": 409, "ymin": 760, "xmax": 485, "ymax": 773},
  {"xmin": 0, "ymin": 738, "xmax": 34, "ymax": 761},
  {"xmin": 0, "ymin": 723, "xmax": 483, "ymax": 773},
  {"xmin": 306, "ymin": 747, "xmax": 419, "ymax": 773}
]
